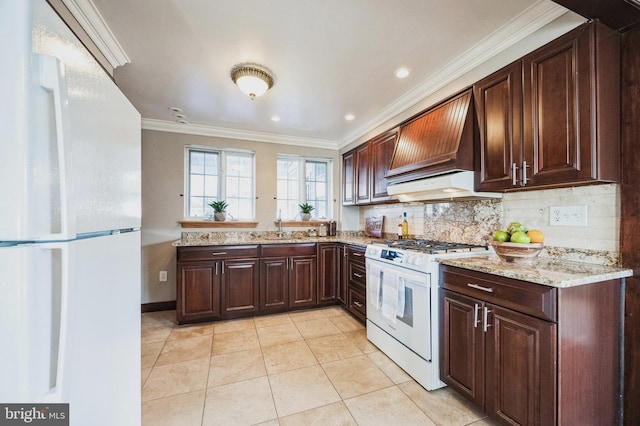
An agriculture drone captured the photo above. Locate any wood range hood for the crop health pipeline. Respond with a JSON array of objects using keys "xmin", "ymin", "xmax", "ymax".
[{"xmin": 386, "ymin": 89, "xmax": 475, "ymax": 186}]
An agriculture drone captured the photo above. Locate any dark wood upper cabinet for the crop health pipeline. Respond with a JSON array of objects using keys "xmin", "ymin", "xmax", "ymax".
[
  {"xmin": 342, "ymin": 129, "xmax": 399, "ymax": 206},
  {"xmin": 370, "ymin": 129, "xmax": 398, "ymax": 203},
  {"xmin": 474, "ymin": 62, "xmax": 523, "ymax": 191},
  {"xmin": 475, "ymin": 20, "xmax": 621, "ymax": 191},
  {"xmin": 342, "ymin": 151, "xmax": 355, "ymax": 205},
  {"xmin": 355, "ymin": 143, "xmax": 371, "ymax": 204},
  {"xmin": 552, "ymin": 0, "xmax": 640, "ymax": 32}
]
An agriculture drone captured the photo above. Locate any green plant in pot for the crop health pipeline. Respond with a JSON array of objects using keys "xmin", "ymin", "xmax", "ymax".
[
  {"xmin": 298, "ymin": 202, "xmax": 314, "ymax": 221},
  {"xmin": 208, "ymin": 200, "xmax": 228, "ymax": 221}
]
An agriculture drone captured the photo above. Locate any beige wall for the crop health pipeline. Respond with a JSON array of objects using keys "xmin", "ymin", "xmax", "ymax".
[{"xmin": 141, "ymin": 130, "xmax": 340, "ymax": 304}]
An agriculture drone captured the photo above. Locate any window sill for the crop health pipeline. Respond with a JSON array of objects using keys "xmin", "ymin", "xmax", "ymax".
[
  {"xmin": 179, "ymin": 220, "xmax": 258, "ymax": 228},
  {"xmin": 274, "ymin": 220, "xmax": 330, "ymax": 227}
]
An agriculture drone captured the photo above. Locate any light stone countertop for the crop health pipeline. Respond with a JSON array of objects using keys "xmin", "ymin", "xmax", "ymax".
[
  {"xmin": 172, "ymin": 235, "xmax": 377, "ymax": 248},
  {"xmin": 439, "ymin": 255, "xmax": 633, "ymax": 288}
]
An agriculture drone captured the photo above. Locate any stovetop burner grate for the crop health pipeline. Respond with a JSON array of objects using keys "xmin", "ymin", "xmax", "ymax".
[{"xmin": 381, "ymin": 239, "xmax": 488, "ymax": 254}]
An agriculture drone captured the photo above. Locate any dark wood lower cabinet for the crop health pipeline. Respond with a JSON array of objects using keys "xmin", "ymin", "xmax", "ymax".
[
  {"xmin": 440, "ymin": 265, "xmax": 621, "ymax": 426},
  {"xmin": 221, "ymin": 258, "xmax": 260, "ymax": 316},
  {"xmin": 177, "ymin": 243, "xmax": 357, "ymax": 324}
]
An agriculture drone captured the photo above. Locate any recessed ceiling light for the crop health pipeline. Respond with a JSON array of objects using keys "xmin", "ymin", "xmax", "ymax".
[
  {"xmin": 271, "ymin": 116, "xmax": 280, "ymax": 122},
  {"xmin": 394, "ymin": 67, "xmax": 410, "ymax": 78},
  {"xmin": 169, "ymin": 106, "xmax": 183, "ymax": 113},
  {"xmin": 176, "ymin": 119, "xmax": 189, "ymax": 125},
  {"xmin": 174, "ymin": 113, "xmax": 186, "ymax": 119},
  {"xmin": 344, "ymin": 114, "xmax": 355, "ymax": 121}
]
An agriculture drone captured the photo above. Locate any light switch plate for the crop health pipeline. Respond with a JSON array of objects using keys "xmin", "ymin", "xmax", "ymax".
[
  {"xmin": 549, "ymin": 205, "xmax": 587, "ymax": 226},
  {"xmin": 159, "ymin": 271, "xmax": 168, "ymax": 282}
]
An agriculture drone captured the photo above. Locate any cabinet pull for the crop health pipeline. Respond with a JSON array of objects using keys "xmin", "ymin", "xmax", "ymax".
[
  {"xmin": 483, "ymin": 306, "xmax": 492, "ymax": 333},
  {"xmin": 467, "ymin": 283, "xmax": 494, "ymax": 293},
  {"xmin": 343, "ymin": 249, "xmax": 348, "ymax": 257},
  {"xmin": 220, "ymin": 261, "xmax": 225, "ymax": 274},
  {"xmin": 522, "ymin": 160, "xmax": 530, "ymax": 185},
  {"xmin": 511, "ymin": 162, "xmax": 518, "ymax": 186},
  {"xmin": 215, "ymin": 262, "xmax": 218, "ymax": 276},
  {"xmin": 352, "ymin": 252, "xmax": 364, "ymax": 257},
  {"xmin": 353, "ymin": 301, "xmax": 363, "ymax": 308},
  {"xmin": 354, "ymin": 273, "xmax": 364, "ymax": 278},
  {"xmin": 286, "ymin": 258, "xmax": 289, "ymax": 270},
  {"xmin": 212, "ymin": 252, "xmax": 227, "ymax": 256},
  {"xmin": 473, "ymin": 303, "xmax": 481, "ymax": 328}
]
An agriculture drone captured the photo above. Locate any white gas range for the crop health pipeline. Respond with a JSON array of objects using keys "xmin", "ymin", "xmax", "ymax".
[{"xmin": 364, "ymin": 239, "xmax": 490, "ymax": 390}]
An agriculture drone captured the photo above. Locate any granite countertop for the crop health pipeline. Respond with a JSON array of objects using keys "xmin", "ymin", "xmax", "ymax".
[
  {"xmin": 172, "ymin": 235, "xmax": 379, "ymax": 248},
  {"xmin": 439, "ymin": 255, "xmax": 633, "ymax": 288}
]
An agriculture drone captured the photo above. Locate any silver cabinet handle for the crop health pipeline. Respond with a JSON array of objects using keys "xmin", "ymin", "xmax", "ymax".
[
  {"xmin": 353, "ymin": 301, "xmax": 363, "ymax": 308},
  {"xmin": 352, "ymin": 252, "xmax": 364, "ymax": 257},
  {"xmin": 220, "ymin": 261, "xmax": 225, "ymax": 274},
  {"xmin": 354, "ymin": 273, "xmax": 364, "ymax": 278},
  {"xmin": 286, "ymin": 258, "xmax": 289, "ymax": 270},
  {"xmin": 467, "ymin": 283, "xmax": 494, "ymax": 293},
  {"xmin": 215, "ymin": 262, "xmax": 218, "ymax": 276},
  {"xmin": 483, "ymin": 306, "xmax": 492, "ymax": 332},
  {"xmin": 343, "ymin": 249, "xmax": 348, "ymax": 257},
  {"xmin": 511, "ymin": 162, "xmax": 518, "ymax": 186},
  {"xmin": 522, "ymin": 160, "xmax": 530, "ymax": 185},
  {"xmin": 212, "ymin": 252, "xmax": 227, "ymax": 256},
  {"xmin": 473, "ymin": 303, "xmax": 481, "ymax": 328}
]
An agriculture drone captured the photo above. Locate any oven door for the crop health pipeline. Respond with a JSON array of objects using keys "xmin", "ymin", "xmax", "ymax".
[{"xmin": 366, "ymin": 259, "xmax": 432, "ymax": 361}]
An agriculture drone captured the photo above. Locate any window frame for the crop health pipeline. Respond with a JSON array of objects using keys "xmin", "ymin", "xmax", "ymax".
[
  {"xmin": 276, "ymin": 154, "xmax": 333, "ymax": 220},
  {"xmin": 184, "ymin": 145, "xmax": 256, "ymax": 220}
]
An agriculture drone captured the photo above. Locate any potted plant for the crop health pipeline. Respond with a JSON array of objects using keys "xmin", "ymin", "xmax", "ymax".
[
  {"xmin": 208, "ymin": 200, "xmax": 228, "ymax": 221},
  {"xmin": 298, "ymin": 202, "xmax": 314, "ymax": 221}
]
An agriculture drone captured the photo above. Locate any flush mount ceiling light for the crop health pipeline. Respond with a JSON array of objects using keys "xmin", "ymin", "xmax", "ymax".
[{"xmin": 230, "ymin": 63, "xmax": 274, "ymax": 100}]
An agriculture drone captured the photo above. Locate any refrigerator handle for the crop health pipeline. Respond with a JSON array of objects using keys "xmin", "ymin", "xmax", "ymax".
[
  {"xmin": 38, "ymin": 54, "xmax": 74, "ymax": 240},
  {"xmin": 42, "ymin": 243, "xmax": 71, "ymax": 402}
]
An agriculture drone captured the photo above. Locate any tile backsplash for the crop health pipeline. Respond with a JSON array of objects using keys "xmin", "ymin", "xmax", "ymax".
[{"xmin": 359, "ymin": 183, "xmax": 620, "ymax": 266}]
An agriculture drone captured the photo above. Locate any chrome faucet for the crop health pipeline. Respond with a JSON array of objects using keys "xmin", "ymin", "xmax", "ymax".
[{"xmin": 276, "ymin": 210, "xmax": 284, "ymax": 238}]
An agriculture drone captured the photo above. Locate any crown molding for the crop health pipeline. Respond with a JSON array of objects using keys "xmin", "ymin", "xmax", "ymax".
[
  {"xmin": 61, "ymin": 0, "xmax": 130, "ymax": 67},
  {"xmin": 142, "ymin": 119, "xmax": 338, "ymax": 150},
  {"xmin": 337, "ymin": 0, "xmax": 573, "ymax": 149}
]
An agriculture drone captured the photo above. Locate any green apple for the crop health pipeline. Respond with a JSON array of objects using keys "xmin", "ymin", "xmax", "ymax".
[
  {"xmin": 493, "ymin": 230, "xmax": 509, "ymax": 242},
  {"xmin": 510, "ymin": 231, "xmax": 531, "ymax": 244}
]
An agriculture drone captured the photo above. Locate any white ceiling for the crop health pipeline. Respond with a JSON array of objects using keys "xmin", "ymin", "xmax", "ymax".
[{"xmin": 77, "ymin": 0, "xmax": 575, "ymax": 149}]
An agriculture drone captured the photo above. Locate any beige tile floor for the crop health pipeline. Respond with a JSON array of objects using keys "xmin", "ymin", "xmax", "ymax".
[{"xmin": 141, "ymin": 307, "xmax": 497, "ymax": 426}]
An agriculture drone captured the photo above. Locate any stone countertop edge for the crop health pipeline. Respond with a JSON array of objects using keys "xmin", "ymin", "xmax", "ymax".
[
  {"xmin": 438, "ymin": 255, "xmax": 633, "ymax": 288},
  {"xmin": 172, "ymin": 236, "xmax": 377, "ymax": 248}
]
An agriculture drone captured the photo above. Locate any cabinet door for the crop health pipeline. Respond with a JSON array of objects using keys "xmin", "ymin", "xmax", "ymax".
[
  {"xmin": 440, "ymin": 289, "xmax": 485, "ymax": 408},
  {"xmin": 370, "ymin": 130, "xmax": 398, "ymax": 203},
  {"xmin": 337, "ymin": 245, "xmax": 348, "ymax": 304},
  {"xmin": 485, "ymin": 304, "xmax": 556, "ymax": 426},
  {"xmin": 289, "ymin": 256, "xmax": 317, "ymax": 308},
  {"xmin": 342, "ymin": 151, "xmax": 355, "ymax": 205},
  {"xmin": 176, "ymin": 262, "xmax": 220, "ymax": 323},
  {"xmin": 221, "ymin": 258, "xmax": 260, "ymax": 316},
  {"xmin": 522, "ymin": 25, "xmax": 592, "ymax": 187},
  {"xmin": 259, "ymin": 257, "xmax": 289, "ymax": 311},
  {"xmin": 355, "ymin": 143, "xmax": 371, "ymax": 204},
  {"xmin": 317, "ymin": 243, "xmax": 337, "ymax": 304},
  {"xmin": 474, "ymin": 62, "xmax": 522, "ymax": 191}
]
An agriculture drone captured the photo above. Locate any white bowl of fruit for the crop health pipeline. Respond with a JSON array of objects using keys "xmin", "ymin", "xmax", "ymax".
[{"xmin": 491, "ymin": 222, "xmax": 544, "ymax": 263}]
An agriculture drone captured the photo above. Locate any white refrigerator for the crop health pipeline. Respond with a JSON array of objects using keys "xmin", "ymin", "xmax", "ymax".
[{"xmin": 0, "ymin": 1, "xmax": 141, "ymax": 425}]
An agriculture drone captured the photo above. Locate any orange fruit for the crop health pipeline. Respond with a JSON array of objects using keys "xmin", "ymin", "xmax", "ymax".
[{"xmin": 527, "ymin": 229, "xmax": 544, "ymax": 243}]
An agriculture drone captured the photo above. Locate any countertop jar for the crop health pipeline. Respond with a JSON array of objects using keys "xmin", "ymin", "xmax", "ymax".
[{"xmin": 318, "ymin": 223, "xmax": 327, "ymax": 237}]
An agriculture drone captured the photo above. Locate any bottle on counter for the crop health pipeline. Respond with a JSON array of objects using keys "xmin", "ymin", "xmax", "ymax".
[
  {"xmin": 401, "ymin": 212, "xmax": 409, "ymax": 239},
  {"xmin": 397, "ymin": 220, "xmax": 403, "ymax": 239}
]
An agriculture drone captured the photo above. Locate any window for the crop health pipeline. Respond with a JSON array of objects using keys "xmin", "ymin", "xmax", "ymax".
[
  {"xmin": 185, "ymin": 147, "xmax": 255, "ymax": 219},
  {"xmin": 277, "ymin": 155, "xmax": 332, "ymax": 219}
]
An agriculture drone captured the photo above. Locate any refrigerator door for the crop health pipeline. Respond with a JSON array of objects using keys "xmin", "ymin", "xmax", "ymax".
[
  {"xmin": 0, "ymin": 0, "xmax": 141, "ymax": 242},
  {"xmin": 63, "ymin": 232, "xmax": 141, "ymax": 426},
  {"xmin": 0, "ymin": 232, "xmax": 142, "ymax": 425}
]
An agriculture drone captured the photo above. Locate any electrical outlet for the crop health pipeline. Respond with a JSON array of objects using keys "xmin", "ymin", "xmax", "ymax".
[
  {"xmin": 159, "ymin": 271, "xmax": 168, "ymax": 282},
  {"xmin": 549, "ymin": 205, "xmax": 587, "ymax": 226}
]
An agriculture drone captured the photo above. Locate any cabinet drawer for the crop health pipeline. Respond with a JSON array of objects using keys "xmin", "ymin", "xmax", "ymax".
[
  {"xmin": 177, "ymin": 245, "xmax": 259, "ymax": 262},
  {"xmin": 347, "ymin": 246, "xmax": 366, "ymax": 266},
  {"xmin": 260, "ymin": 243, "xmax": 316, "ymax": 257},
  {"xmin": 441, "ymin": 266, "xmax": 557, "ymax": 322},
  {"xmin": 348, "ymin": 287, "xmax": 366, "ymax": 321},
  {"xmin": 349, "ymin": 263, "xmax": 366, "ymax": 289}
]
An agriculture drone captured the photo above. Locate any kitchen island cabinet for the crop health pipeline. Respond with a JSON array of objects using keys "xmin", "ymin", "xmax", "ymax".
[
  {"xmin": 475, "ymin": 20, "xmax": 620, "ymax": 191},
  {"xmin": 440, "ymin": 263, "xmax": 623, "ymax": 426}
]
